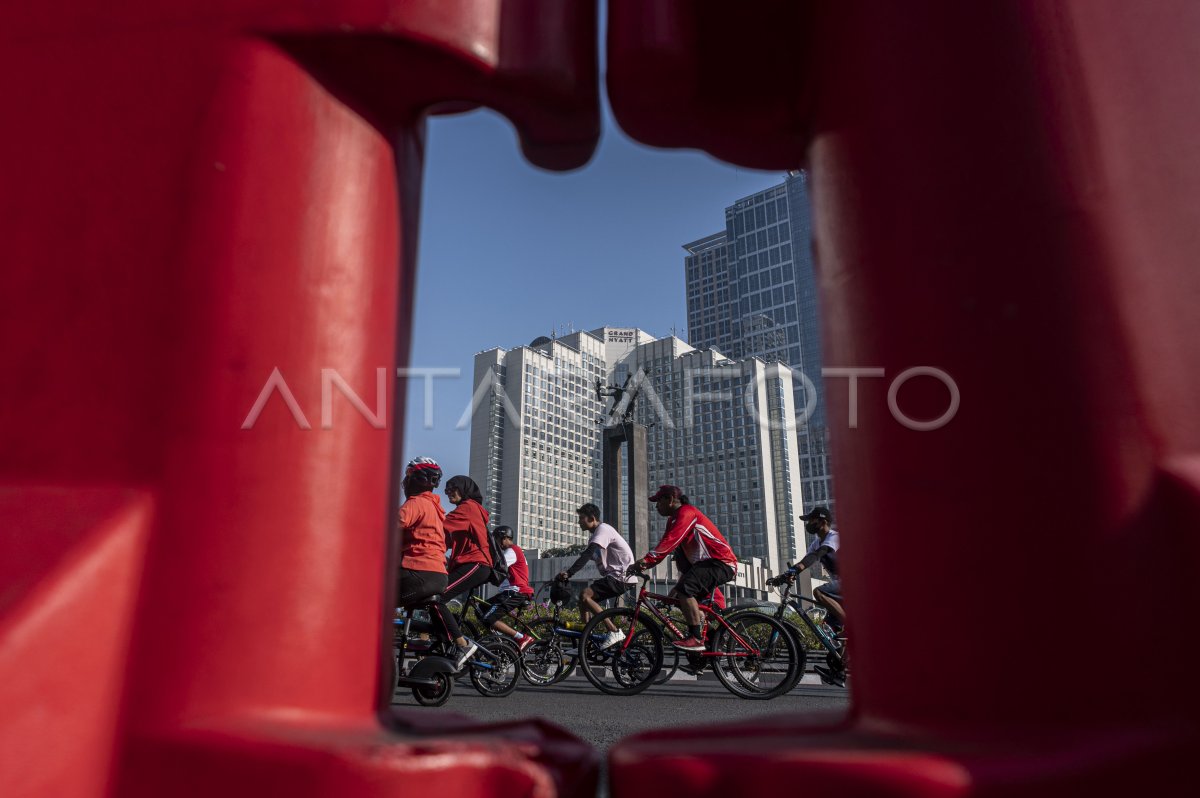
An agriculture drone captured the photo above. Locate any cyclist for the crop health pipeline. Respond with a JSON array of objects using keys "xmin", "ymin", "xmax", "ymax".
[
  {"xmin": 395, "ymin": 456, "xmax": 476, "ymax": 668},
  {"xmin": 554, "ymin": 503, "xmax": 637, "ymax": 649},
  {"xmin": 480, "ymin": 525, "xmax": 536, "ymax": 652},
  {"xmin": 628, "ymin": 485, "xmax": 738, "ymax": 652},
  {"xmin": 781, "ymin": 506, "xmax": 844, "ymax": 630},
  {"xmin": 442, "ymin": 474, "xmax": 494, "ymax": 612},
  {"xmin": 776, "ymin": 505, "xmax": 845, "ymax": 686}
]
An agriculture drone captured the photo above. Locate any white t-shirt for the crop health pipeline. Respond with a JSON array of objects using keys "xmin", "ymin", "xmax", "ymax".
[
  {"xmin": 806, "ymin": 526, "xmax": 840, "ymax": 555},
  {"xmin": 589, "ymin": 522, "xmax": 637, "ymax": 583}
]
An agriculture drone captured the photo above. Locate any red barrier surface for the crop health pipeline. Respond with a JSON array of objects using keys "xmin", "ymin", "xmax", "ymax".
[
  {"xmin": 5, "ymin": 1, "xmax": 1200, "ymax": 796},
  {"xmin": 1, "ymin": 2, "xmax": 598, "ymax": 796},
  {"xmin": 607, "ymin": 1, "xmax": 1200, "ymax": 795}
]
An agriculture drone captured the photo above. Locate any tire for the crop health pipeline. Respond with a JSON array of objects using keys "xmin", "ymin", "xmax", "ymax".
[
  {"xmin": 710, "ymin": 611, "xmax": 802, "ymax": 700},
  {"xmin": 412, "ymin": 672, "xmax": 452, "ymax": 707},
  {"xmin": 520, "ymin": 618, "xmax": 572, "ymax": 686},
  {"xmin": 469, "ymin": 634, "xmax": 521, "ymax": 697},
  {"xmin": 578, "ymin": 607, "xmax": 663, "ymax": 696}
]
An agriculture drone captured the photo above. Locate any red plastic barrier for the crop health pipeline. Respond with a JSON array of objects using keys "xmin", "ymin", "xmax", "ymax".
[
  {"xmin": 0, "ymin": 2, "xmax": 598, "ymax": 796},
  {"xmin": 607, "ymin": 1, "xmax": 1200, "ymax": 795}
]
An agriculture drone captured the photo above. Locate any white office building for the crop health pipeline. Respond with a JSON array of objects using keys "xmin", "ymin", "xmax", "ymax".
[{"xmin": 468, "ymin": 327, "xmax": 804, "ymax": 570}]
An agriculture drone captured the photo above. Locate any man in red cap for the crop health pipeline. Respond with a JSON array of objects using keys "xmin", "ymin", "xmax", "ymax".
[{"xmin": 629, "ymin": 485, "xmax": 739, "ymax": 652}]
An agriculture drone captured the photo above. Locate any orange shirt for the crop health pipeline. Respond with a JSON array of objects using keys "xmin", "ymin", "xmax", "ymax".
[{"xmin": 398, "ymin": 491, "xmax": 446, "ymax": 572}]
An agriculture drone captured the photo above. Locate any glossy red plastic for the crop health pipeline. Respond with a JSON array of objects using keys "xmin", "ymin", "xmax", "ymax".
[
  {"xmin": 607, "ymin": 1, "xmax": 1200, "ymax": 795},
  {"xmin": 1, "ymin": 2, "xmax": 599, "ymax": 796}
]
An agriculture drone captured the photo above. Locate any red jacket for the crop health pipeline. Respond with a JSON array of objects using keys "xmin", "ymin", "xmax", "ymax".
[
  {"xmin": 642, "ymin": 504, "xmax": 738, "ymax": 568},
  {"xmin": 501, "ymin": 544, "xmax": 534, "ymax": 596},
  {"xmin": 445, "ymin": 499, "xmax": 492, "ymax": 567}
]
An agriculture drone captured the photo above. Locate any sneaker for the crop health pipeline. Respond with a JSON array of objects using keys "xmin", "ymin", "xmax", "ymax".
[
  {"xmin": 515, "ymin": 635, "xmax": 534, "ymax": 654},
  {"xmin": 454, "ymin": 641, "xmax": 478, "ymax": 670},
  {"xmin": 600, "ymin": 630, "xmax": 626, "ymax": 649},
  {"xmin": 671, "ymin": 636, "xmax": 705, "ymax": 652},
  {"xmin": 814, "ymin": 665, "xmax": 846, "ymax": 688},
  {"xmin": 679, "ymin": 656, "xmax": 706, "ymax": 676}
]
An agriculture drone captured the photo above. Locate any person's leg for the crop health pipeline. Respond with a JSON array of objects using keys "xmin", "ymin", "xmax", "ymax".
[
  {"xmin": 441, "ymin": 563, "xmax": 491, "ymax": 645},
  {"xmin": 584, "ymin": 579, "xmax": 622, "ymax": 632},
  {"xmin": 487, "ymin": 595, "xmax": 535, "ymax": 652},
  {"xmin": 814, "ymin": 584, "xmax": 847, "ymax": 629}
]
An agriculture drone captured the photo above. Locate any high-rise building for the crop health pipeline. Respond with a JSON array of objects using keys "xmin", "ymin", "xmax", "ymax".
[
  {"xmin": 684, "ymin": 170, "xmax": 833, "ymax": 513},
  {"xmin": 468, "ymin": 327, "xmax": 805, "ymax": 568}
]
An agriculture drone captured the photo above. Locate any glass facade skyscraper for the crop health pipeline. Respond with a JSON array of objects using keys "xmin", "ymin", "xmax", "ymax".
[{"xmin": 684, "ymin": 170, "xmax": 833, "ymax": 511}]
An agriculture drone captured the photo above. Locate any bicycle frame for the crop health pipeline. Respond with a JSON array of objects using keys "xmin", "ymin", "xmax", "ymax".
[
  {"xmin": 625, "ymin": 579, "xmax": 761, "ymax": 659},
  {"xmin": 772, "ymin": 580, "xmax": 845, "ymax": 665}
]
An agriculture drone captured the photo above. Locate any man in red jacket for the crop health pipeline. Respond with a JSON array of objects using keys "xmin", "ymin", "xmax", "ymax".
[{"xmin": 630, "ymin": 485, "xmax": 738, "ymax": 652}]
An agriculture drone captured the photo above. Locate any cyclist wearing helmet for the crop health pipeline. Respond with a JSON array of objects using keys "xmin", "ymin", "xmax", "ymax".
[
  {"xmin": 396, "ymin": 456, "xmax": 476, "ymax": 668},
  {"xmin": 555, "ymin": 503, "xmax": 637, "ymax": 649},
  {"xmin": 629, "ymin": 485, "xmax": 738, "ymax": 652}
]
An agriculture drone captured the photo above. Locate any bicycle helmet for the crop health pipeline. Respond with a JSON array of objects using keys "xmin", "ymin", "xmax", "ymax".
[{"xmin": 403, "ymin": 456, "xmax": 442, "ymax": 491}]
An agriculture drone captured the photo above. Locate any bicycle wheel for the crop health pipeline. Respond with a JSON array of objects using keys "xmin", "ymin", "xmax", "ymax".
[
  {"xmin": 710, "ymin": 611, "xmax": 802, "ymax": 700},
  {"xmin": 412, "ymin": 672, "xmax": 452, "ymax": 707},
  {"xmin": 578, "ymin": 607, "xmax": 662, "ymax": 696},
  {"xmin": 469, "ymin": 634, "xmax": 520, "ymax": 697},
  {"xmin": 520, "ymin": 618, "xmax": 572, "ymax": 686}
]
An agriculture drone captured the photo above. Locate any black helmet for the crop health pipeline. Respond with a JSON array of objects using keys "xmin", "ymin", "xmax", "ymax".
[
  {"xmin": 403, "ymin": 456, "xmax": 442, "ymax": 490},
  {"xmin": 493, "ymin": 525, "xmax": 514, "ymax": 542},
  {"xmin": 550, "ymin": 580, "xmax": 574, "ymax": 607}
]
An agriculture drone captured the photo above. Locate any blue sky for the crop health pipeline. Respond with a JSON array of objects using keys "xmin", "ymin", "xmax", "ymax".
[{"xmin": 402, "ymin": 107, "xmax": 785, "ymax": 484}]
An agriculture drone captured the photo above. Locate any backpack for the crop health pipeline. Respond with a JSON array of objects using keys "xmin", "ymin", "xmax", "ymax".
[{"xmin": 487, "ymin": 533, "xmax": 509, "ymax": 586}]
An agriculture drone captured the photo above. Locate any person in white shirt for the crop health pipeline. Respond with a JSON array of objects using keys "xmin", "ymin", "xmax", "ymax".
[{"xmin": 555, "ymin": 503, "xmax": 637, "ymax": 648}]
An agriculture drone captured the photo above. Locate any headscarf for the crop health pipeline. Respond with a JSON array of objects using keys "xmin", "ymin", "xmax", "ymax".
[{"xmin": 445, "ymin": 474, "xmax": 483, "ymax": 504}]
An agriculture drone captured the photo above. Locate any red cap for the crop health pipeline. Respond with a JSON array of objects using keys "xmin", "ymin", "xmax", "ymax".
[{"xmin": 648, "ymin": 485, "xmax": 682, "ymax": 502}]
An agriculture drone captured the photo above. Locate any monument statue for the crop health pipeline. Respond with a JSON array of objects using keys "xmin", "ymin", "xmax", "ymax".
[{"xmin": 595, "ymin": 374, "xmax": 638, "ymax": 424}]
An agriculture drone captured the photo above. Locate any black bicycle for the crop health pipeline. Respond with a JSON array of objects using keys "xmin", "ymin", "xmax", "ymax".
[
  {"xmin": 392, "ymin": 603, "xmax": 521, "ymax": 706},
  {"xmin": 765, "ymin": 573, "xmax": 848, "ymax": 688}
]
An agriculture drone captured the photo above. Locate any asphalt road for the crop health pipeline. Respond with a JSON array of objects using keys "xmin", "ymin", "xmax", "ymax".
[{"xmin": 392, "ymin": 672, "xmax": 851, "ymax": 752}]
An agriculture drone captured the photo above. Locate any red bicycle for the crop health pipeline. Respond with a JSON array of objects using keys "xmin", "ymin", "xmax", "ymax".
[{"xmin": 578, "ymin": 572, "xmax": 802, "ymax": 699}]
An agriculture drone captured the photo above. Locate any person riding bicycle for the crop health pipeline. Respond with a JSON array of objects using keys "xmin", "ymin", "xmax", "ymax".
[
  {"xmin": 772, "ymin": 505, "xmax": 845, "ymax": 686},
  {"xmin": 627, "ymin": 485, "xmax": 738, "ymax": 652},
  {"xmin": 554, "ymin": 503, "xmax": 637, "ymax": 649},
  {"xmin": 442, "ymin": 474, "xmax": 495, "ymax": 614},
  {"xmin": 395, "ymin": 456, "xmax": 477, "ymax": 669},
  {"xmin": 780, "ymin": 506, "xmax": 845, "ymax": 631},
  {"xmin": 480, "ymin": 526, "xmax": 536, "ymax": 652}
]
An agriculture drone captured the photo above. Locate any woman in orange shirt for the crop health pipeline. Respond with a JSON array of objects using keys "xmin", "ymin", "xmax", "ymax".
[{"xmin": 396, "ymin": 457, "xmax": 476, "ymax": 667}]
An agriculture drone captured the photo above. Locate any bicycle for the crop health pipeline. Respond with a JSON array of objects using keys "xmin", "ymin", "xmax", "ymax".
[
  {"xmin": 765, "ymin": 573, "xmax": 849, "ymax": 688},
  {"xmin": 578, "ymin": 572, "xmax": 802, "ymax": 699},
  {"xmin": 449, "ymin": 588, "xmax": 561, "ymax": 684},
  {"xmin": 392, "ymin": 600, "xmax": 521, "ymax": 706}
]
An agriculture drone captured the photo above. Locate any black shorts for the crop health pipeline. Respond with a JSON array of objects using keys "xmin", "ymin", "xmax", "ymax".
[
  {"xmin": 676, "ymin": 559, "xmax": 735, "ymax": 599},
  {"xmin": 481, "ymin": 590, "xmax": 531, "ymax": 626},
  {"xmin": 587, "ymin": 575, "xmax": 634, "ymax": 603}
]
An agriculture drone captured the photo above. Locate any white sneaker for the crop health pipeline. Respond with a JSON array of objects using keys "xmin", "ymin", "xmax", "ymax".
[
  {"xmin": 600, "ymin": 630, "xmax": 626, "ymax": 649},
  {"xmin": 454, "ymin": 642, "xmax": 478, "ymax": 669}
]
